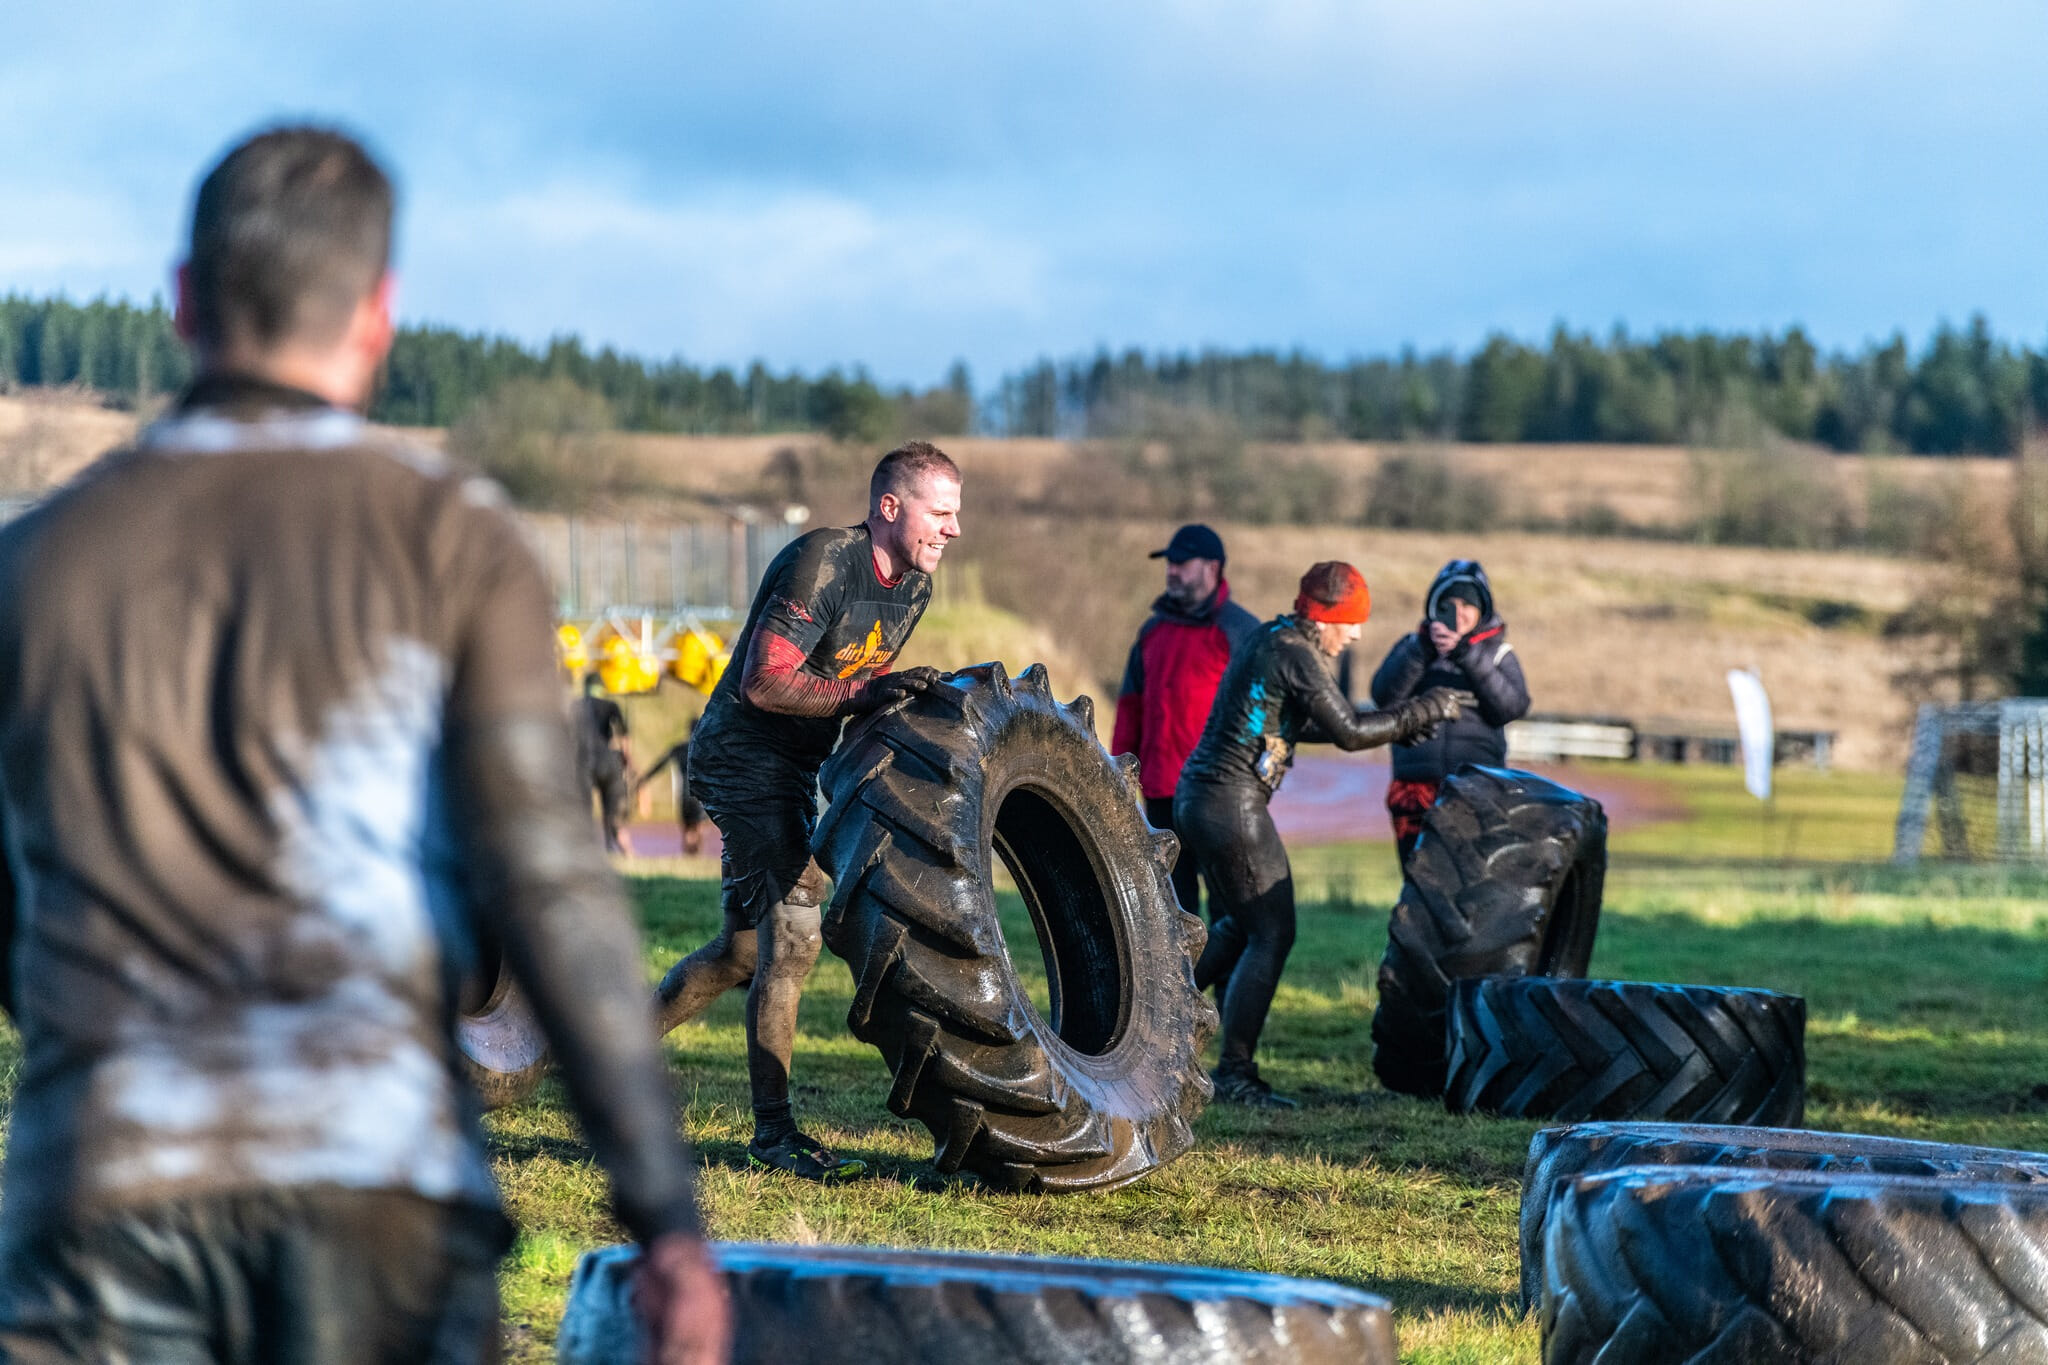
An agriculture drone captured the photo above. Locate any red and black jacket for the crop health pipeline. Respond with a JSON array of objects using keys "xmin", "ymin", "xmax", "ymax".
[{"xmin": 1110, "ymin": 580, "xmax": 1260, "ymax": 800}]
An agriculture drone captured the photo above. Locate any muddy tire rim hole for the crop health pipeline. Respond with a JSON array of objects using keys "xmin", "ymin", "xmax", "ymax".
[{"xmin": 989, "ymin": 783, "xmax": 1130, "ymax": 1057}]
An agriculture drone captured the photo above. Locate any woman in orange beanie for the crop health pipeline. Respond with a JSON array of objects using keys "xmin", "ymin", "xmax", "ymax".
[{"xmin": 1172, "ymin": 561, "xmax": 1468, "ymax": 1107}]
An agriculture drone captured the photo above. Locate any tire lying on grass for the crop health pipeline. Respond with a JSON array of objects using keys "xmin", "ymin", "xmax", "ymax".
[
  {"xmin": 1444, "ymin": 977, "xmax": 1805, "ymax": 1127},
  {"xmin": 558, "ymin": 1242, "xmax": 1399, "ymax": 1365},
  {"xmin": 1541, "ymin": 1165, "xmax": 2048, "ymax": 1364},
  {"xmin": 1370, "ymin": 766, "xmax": 1605, "ymax": 1099},
  {"xmin": 812, "ymin": 661, "xmax": 1216, "ymax": 1193},
  {"xmin": 455, "ymin": 947, "xmax": 549, "ymax": 1111},
  {"xmin": 1517, "ymin": 1122, "xmax": 2048, "ymax": 1312}
]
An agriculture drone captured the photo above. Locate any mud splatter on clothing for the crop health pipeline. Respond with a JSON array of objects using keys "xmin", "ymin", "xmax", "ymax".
[
  {"xmin": 0, "ymin": 376, "xmax": 698, "ymax": 1250},
  {"xmin": 692, "ymin": 523, "xmax": 930, "ymax": 766}
]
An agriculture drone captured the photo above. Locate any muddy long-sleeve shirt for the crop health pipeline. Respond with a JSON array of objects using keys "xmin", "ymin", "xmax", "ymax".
[
  {"xmin": 691, "ymin": 523, "xmax": 931, "ymax": 771},
  {"xmin": 1178, "ymin": 614, "xmax": 1406, "ymax": 798},
  {"xmin": 0, "ymin": 377, "xmax": 700, "ymax": 1249}
]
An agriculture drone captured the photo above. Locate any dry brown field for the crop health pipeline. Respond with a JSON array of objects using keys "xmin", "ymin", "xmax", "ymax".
[
  {"xmin": 966, "ymin": 516, "xmax": 1940, "ymax": 772},
  {"xmin": 0, "ymin": 390, "xmax": 148, "ymax": 489},
  {"xmin": 0, "ymin": 393, "xmax": 1982, "ymax": 769},
  {"xmin": 606, "ymin": 427, "xmax": 2015, "ymax": 538}
]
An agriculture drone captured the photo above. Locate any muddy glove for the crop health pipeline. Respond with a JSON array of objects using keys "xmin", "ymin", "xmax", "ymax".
[
  {"xmin": 1391, "ymin": 687, "xmax": 1473, "ymax": 744},
  {"xmin": 848, "ymin": 666, "xmax": 945, "ymax": 715}
]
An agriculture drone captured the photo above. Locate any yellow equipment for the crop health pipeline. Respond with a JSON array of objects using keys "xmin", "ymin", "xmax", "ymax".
[
  {"xmin": 555, "ymin": 623, "xmax": 588, "ymax": 673},
  {"xmin": 669, "ymin": 627, "xmax": 723, "ymax": 689},
  {"xmin": 596, "ymin": 633, "xmax": 663, "ymax": 696},
  {"xmin": 557, "ymin": 613, "xmax": 733, "ymax": 699}
]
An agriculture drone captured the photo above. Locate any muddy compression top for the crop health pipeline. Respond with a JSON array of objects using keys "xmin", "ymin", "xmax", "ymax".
[
  {"xmin": 0, "ymin": 377, "xmax": 700, "ymax": 1248},
  {"xmin": 693, "ymin": 523, "xmax": 931, "ymax": 766},
  {"xmin": 1178, "ymin": 614, "xmax": 1407, "ymax": 797}
]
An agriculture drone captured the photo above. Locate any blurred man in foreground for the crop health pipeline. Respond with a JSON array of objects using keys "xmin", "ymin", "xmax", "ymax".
[
  {"xmin": 1110, "ymin": 523, "xmax": 1258, "ymax": 920},
  {"xmin": 0, "ymin": 126, "xmax": 728, "ymax": 1364},
  {"xmin": 654, "ymin": 444, "xmax": 958, "ymax": 1181},
  {"xmin": 1371, "ymin": 559, "xmax": 1530, "ymax": 869}
]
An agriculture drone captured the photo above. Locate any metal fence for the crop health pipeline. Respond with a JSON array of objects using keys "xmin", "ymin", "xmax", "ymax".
[{"xmin": 520, "ymin": 513, "xmax": 802, "ymax": 620}]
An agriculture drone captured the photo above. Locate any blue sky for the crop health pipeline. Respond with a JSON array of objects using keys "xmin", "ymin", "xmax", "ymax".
[{"xmin": 5, "ymin": 2, "xmax": 2046, "ymax": 385}]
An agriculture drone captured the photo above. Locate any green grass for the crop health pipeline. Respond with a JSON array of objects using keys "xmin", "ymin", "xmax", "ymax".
[
  {"xmin": 1604, "ymin": 762, "xmax": 1906, "ymax": 863},
  {"xmin": 490, "ymin": 839, "xmax": 2048, "ymax": 1363}
]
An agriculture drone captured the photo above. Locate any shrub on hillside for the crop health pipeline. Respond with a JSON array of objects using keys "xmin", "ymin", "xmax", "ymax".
[
  {"xmin": 1361, "ymin": 454, "xmax": 1500, "ymax": 532},
  {"xmin": 1862, "ymin": 466, "xmax": 1968, "ymax": 558},
  {"xmin": 1689, "ymin": 445, "xmax": 1853, "ymax": 550},
  {"xmin": 448, "ymin": 377, "xmax": 636, "ymax": 511}
]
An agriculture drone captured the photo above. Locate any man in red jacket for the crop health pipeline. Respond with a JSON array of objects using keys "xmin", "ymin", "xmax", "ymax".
[{"xmin": 1111, "ymin": 524, "xmax": 1259, "ymax": 917}]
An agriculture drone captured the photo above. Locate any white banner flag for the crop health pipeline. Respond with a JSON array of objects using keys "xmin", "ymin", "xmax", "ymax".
[{"xmin": 1727, "ymin": 668, "xmax": 1774, "ymax": 801}]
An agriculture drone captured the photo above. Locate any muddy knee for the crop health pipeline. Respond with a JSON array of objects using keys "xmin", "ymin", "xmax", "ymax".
[
  {"xmin": 762, "ymin": 900, "xmax": 823, "ymax": 978},
  {"xmin": 784, "ymin": 860, "xmax": 829, "ymax": 910},
  {"xmin": 655, "ymin": 917, "xmax": 758, "ymax": 1011}
]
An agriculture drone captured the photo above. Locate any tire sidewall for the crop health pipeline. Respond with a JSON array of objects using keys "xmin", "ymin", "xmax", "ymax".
[{"xmin": 974, "ymin": 689, "xmax": 1203, "ymax": 1102}]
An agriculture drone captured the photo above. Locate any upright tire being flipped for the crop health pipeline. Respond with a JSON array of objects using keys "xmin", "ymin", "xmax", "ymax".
[
  {"xmin": 813, "ymin": 661, "xmax": 1216, "ymax": 1192},
  {"xmin": 1371, "ymin": 766, "xmax": 1605, "ymax": 1098},
  {"xmin": 1517, "ymin": 1121, "xmax": 2048, "ymax": 1312},
  {"xmin": 1541, "ymin": 1165, "xmax": 2048, "ymax": 1364},
  {"xmin": 559, "ymin": 1241, "xmax": 1399, "ymax": 1365}
]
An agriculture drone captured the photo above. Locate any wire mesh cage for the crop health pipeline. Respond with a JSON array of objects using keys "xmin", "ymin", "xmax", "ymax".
[{"xmin": 1892, "ymin": 700, "xmax": 2048, "ymax": 863}]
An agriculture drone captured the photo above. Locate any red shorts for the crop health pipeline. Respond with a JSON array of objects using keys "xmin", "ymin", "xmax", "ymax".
[{"xmin": 1385, "ymin": 778, "xmax": 1441, "ymax": 845}]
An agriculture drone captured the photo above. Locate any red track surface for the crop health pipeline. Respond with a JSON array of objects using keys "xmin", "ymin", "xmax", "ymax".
[{"xmin": 622, "ymin": 752, "xmax": 1682, "ymax": 860}]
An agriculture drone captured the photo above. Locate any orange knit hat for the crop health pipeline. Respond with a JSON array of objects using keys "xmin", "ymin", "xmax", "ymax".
[{"xmin": 1295, "ymin": 561, "xmax": 1372, "ymax": 624}]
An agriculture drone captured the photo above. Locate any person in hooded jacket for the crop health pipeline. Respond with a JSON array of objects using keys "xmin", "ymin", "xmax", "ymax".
[
  {"xmin": 1370, "ymin": 559, "xmax": 1531, "ymax": 868},
  {"xmin": 1176, "ymin": 562, "xmax": 1468, "ymax": 1108}
]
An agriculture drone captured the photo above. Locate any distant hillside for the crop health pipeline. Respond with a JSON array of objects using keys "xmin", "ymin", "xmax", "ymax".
[
  {"xmin": 10, "ymin": 294, "xmax": 2047, "ymax": 453},
  {"xmin": 0, "ymin": 392, "xmax": 1992, "ymax": 769}
]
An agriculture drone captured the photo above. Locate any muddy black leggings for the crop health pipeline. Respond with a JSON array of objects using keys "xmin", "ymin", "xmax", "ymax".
[
  {"xmin": 1175, "ymin": 779, "xmax": 1295, "ymax": 1072},
  {"xmin": 653, "ymin": 753, "xmax": 826, "ymax": 1144}
]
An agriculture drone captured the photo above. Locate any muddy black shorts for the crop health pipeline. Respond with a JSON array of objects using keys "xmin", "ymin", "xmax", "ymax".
[
  {"xmin": 0, "ymin": 1187, "xmax": 514, "ymax": 1365},
  {"xmin": 688, "ymin": 740, "xmax": 820, "ymax": 928}
]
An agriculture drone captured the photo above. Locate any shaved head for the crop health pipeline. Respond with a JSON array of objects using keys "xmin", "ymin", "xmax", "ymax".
[{"xmin": 868, "ymin": 441, "xmax": 961, "ymax": 513}]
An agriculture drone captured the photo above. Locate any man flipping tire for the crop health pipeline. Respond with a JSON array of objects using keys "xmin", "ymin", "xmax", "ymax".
[
  {"xmin": 1176, "ymin": 562, "xmax": 1467, "ymax": 1108},
  {"xmin": 654, "ymin": 444, "xmax": 960, "ymax": 1181}
]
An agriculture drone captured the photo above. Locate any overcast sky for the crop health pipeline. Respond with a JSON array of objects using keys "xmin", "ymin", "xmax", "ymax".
[{"xmin": 5, "ymin": 2, "xmax": 2045, "ymax": 385}]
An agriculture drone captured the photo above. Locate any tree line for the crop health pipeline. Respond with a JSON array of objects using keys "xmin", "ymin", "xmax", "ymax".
[
  {"xmin": 0, "ymin": 294, "xmax": 965, "ymax": 441},
  {"xmin": 1003, "ymin": 320, "xmax": 2048, "ymax": 454},
  {"xmin": 7, "ymin": 292, "xmax": 2048, "ymax": 455}
]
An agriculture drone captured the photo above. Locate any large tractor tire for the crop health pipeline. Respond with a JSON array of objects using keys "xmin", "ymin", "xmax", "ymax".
[
  {"xmin": 1518, "ymin": 1122, "xmax": 2048, "ymax": 1312},
  {"xmin": 1444, "ymin": 977, "xmax": 1805, "ymax": 1126},
  {"xmin": 1370, "ymin": 766, "xmax": 1605, "ymax": 1098},
  {"xmin": 812, "ymin": 661, "xmax": 1215, "ymax": 1193},
  {"xmin": 1541, "ymin": 1165, "xmax": 2048, "ymax": 1364},
  {"xmin": 559, "ymin": 1241, "xmax": 1399, "ymax": 1365},
  {"xmin": 456, "ymin": 950, "xmax": 549, "ymax": 1110}
]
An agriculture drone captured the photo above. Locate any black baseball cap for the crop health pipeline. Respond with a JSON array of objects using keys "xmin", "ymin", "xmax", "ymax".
[{"xmin": 1149, "ymin": 523, "xmax": 1226, "ymax": 564}]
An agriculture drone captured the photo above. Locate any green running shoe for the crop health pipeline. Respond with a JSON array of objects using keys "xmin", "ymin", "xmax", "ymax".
[{"xmin": 746, "ymin": 1132, "xmax": 871, "ymax": 1182}]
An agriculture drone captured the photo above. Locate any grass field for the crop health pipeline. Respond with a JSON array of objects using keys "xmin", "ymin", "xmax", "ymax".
[{"xmin": 488, "ymin": 766, "xmax": 2048, "ymax": 1363}]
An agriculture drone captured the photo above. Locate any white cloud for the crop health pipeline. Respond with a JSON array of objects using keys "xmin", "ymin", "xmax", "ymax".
[
  {"xmin": 402, "ymin": 185, "xmax": 1054, "ymax": 379},
  {"xmin": 1, "ymin": 0, "xmax": 2044, "ymax": 378}
]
